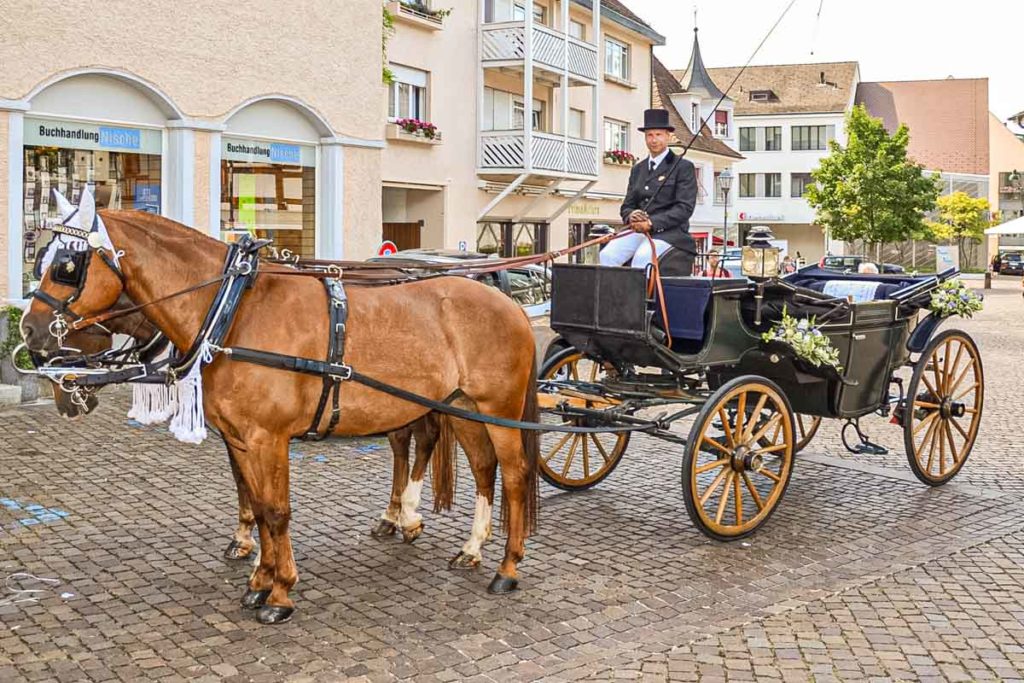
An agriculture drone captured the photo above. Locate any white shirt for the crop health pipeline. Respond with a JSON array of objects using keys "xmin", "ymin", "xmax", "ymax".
[{"xmin": 648, "ymin": 149, "xmax": 670, "ymax": 171}]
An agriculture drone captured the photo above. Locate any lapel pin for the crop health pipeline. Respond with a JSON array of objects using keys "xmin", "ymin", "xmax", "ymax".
[{"xmin": 658, "ymin": 175, "xmax": 666, "ymax": 182}]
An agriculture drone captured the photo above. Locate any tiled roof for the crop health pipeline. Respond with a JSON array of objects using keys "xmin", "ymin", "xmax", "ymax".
[
  {"xmin": 571, "ymin": 0, "xmax": 665, "ymax": 45},
  {"xmin": 695, "ymin": 62, "xmax": 859, "ymax": 115},
  {"xmin": 856, "ymin": 79, "xmax": 989, "ymax": 175},
  {"xmin": 651, "ymin": 57, "xmax": 742, "ymax": 160}
]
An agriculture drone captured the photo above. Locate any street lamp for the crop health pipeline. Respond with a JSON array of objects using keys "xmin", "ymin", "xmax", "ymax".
[{"xmin": 718, "ymin": 167, "xmax": 733, "ymax": 252}]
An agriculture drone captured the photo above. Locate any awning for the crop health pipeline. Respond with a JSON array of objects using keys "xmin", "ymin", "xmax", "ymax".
[{"xmin": 985, "ymin": 215, "xmax": 1024, "ymax": 235}]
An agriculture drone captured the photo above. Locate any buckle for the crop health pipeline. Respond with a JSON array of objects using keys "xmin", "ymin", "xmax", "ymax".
[{"xmin": 329, "ymin": 364, "xmax": 353, "ymax": 382}]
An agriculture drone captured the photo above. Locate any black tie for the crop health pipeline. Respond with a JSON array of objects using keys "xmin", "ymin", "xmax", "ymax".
[{"xmin": 650, "ymin": 160, "xmax": 656, "ymax": 172}]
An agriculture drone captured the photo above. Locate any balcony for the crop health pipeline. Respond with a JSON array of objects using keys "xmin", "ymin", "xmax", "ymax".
[
  {"xmin": 387, "ymin": 1, "xmax": 445, "ymax": 30},
  {"xmin": 480, "ymin": 131, "xmax": 598, "ymax": 179},
  {"xmin": 481, "ymin": 22, "xmax": 598, "ymax": 85}
]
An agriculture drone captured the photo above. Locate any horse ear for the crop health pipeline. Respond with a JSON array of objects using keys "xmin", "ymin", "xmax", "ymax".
[
  {"xmin": 78, "ymin": 186, "xmax": 97, "ymax": 233},
  {"xmin": 52, "ymin": 189, "xmax": 75, "ymax": 221}
]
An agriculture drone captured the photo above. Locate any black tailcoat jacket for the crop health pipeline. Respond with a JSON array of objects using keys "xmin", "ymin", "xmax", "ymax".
[{"xmin": 619, "ymin": 150, "xmax": 699, "ymax": 255}]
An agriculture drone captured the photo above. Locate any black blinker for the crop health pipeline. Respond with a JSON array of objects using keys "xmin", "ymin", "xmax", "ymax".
[{"xmin": 50, "ymin": 249, "xmax": 89, "ymax": 287}]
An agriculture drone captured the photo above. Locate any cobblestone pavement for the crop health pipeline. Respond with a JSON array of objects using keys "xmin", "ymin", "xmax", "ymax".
[{"xmin": 0, "ymin": 279, "xmax": 1021, "ymax": 681}]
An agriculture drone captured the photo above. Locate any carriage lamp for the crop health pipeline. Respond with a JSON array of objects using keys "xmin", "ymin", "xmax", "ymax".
[{"xmin": 741, "ymin": 225, "xmax": 781, "ymax": 279}]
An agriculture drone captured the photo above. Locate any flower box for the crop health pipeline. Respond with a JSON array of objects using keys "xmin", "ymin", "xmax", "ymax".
[
  {"xmin": 387, "ymin": 0, "xmax": 447, "ymax": 30},
  {"xmin": 386, "ymin": 121, "xmax": 443, "ymax": 146},
  {"xmin": 603, "ymin": 150, "xmax": 636, "ymax": 166}
]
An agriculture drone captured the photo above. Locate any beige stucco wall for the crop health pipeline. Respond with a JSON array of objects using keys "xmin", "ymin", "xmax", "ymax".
[
  {"xmin": 193, "ymin": 132, "xmax": 212, "ymax": 233},
  {"xmin": 989, "ymin": 112, "xmax": 1024, "ymax": 213},
  {"xmin": 0, "ymin": 0, "xmax": 382, "ymax": 140},
  {"xmin": 344, "ymin": 147, "xmax": 384, "ymax": 259},
  {"xmin": 0, "ymin": 112, "xmax": 8, "ymax": 296}
]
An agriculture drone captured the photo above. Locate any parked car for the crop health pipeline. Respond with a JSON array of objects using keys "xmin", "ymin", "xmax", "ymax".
[
  {"xmin": 367, "ymin": 249, "xmax": 567, "ymax": 363},
  {"xmin": 1000, "ymin": 252, "xmax": 1024, "ymax": 276},
  {"xmin": 819, "ymin": 254, "xmax": 905, "ymax": 274}
]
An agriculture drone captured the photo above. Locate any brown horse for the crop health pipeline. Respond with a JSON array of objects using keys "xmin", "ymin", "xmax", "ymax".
[
  {"xmin": 22, "ymin": 209, "xmax": 540, "ymax": 624},
  {"xmin": 51, "ymin": 295, "xmax": 468, "ymax": 561}
]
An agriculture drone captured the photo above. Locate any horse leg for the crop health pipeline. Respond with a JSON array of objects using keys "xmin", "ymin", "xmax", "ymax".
[
  {"xmin": 224, "ymin": 445, "xmax": 257, "ymax": 560},
  {"xmin": 399, "ymin": 414, "xmax": 441, "ymax": 543},
  {"xmin": 235, "ymin": 435, "xmax": 298, "ymax": 625},
  {"xmin": 447, "ymin": 416, "xmax": 498, "ymax": 570},
  {"xmin": 370, "ymin": 426, "xmax": 412, "ymax": 538},
  {"xmin": 483, "ymin": 422, "xmax": 536, "ymax": 594}
]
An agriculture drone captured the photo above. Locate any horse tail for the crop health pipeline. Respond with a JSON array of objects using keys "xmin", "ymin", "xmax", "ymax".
[
  {"xmin": 518, "ymin": 356, "xmax": 541, "ymax": 536},
  {"xmin": 430, "ymin": 414, "xmax": 458, "ymax": 513}
]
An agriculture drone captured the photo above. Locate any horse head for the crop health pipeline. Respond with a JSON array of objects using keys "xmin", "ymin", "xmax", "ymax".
[{"xmin": 21, "ymin": 187, "xmax": 127, "ymax": 358}]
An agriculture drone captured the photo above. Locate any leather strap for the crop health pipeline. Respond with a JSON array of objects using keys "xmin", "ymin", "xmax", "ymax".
[{"xmin": 303, "ymin": 278, "xmax": 348, "ymax": 440}]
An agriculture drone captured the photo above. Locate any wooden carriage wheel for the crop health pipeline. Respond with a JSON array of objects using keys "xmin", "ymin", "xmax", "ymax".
[
  {"xmin": 903, "ymin": 329, "xmax": 983, "ymax": 486},
  {"xmin": 683, "ymin": 376, "xmax": 795, "ymax": 541},
  {"xmin": 537, "ymin": 347, "xmax": 630, "ymax": 491},
  {"xmin": 759, "ymin": 414, "xmax": 821, "ymax": 454}
]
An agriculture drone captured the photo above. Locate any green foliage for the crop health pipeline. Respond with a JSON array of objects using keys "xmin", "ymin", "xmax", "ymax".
[
  {"xmin": 806, "ymin": 105, "xmax": 941, "ymax": 248},
  {"xmin": 382, "ymin": 5, "xmax": 395, "ymax": 85},
  {"xmin": 761, "ymin": 306, "xmax": 842, "ymax": 370},
  {"xmin": 1, "ymin": 306, "xmax": 33, "ymax": 370},
  {"xmin": 929, "ymin": 279, "xmax": 983, "ymax": 319},
  {"xmin": 925, "ymin": 192, "xmax": 991, "ymax": 243}
]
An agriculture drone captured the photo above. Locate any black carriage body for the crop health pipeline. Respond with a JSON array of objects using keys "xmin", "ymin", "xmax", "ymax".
[{"xmin": 550, "ymin": 263, "xmax": 945, "ymax": 420}]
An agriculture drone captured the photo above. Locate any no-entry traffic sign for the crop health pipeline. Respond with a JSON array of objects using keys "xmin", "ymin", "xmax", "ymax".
[{"xmin": 378, "ymin": 240, "xmax": 398, "ymax": 256}]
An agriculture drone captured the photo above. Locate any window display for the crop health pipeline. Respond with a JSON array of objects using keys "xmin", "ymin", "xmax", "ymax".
[
  {"xmin": 220, "ymin": 137, "xmax": 317, "ymax": 258},
  {"xmin": 21, "ymin": 118, "xmax": 163, "ymax": 297}
]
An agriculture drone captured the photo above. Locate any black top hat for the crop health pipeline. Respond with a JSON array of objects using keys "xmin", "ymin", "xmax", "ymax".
[{"xmin": 638, "ymin": 108, "xmax": 674, "ymax": 132}]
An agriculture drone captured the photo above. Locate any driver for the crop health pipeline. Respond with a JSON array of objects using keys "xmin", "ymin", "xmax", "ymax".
[{"xmin": 600, "ymin": 108, "xmax": 698, "ymax": 273}]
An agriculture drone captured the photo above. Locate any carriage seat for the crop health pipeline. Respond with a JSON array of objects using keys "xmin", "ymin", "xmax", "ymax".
[
  {"xmin": 797, "ymin": 278, "xmax": 903, "ymax": 302},
  {"xmin": 655, "ymin": 276, "xmax": 746, "ymax": 343}
]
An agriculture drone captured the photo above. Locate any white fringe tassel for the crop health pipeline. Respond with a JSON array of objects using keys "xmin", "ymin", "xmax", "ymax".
[
  {"xmin": 169, "ymin": 343, "xmax": 213, "ymax": 445},
  {"xmin": 127, "ymin": 342, "xmax": 213, "ymax": 445},
  {"xmin": 127, "ymin": 383, "xmax": 176, "ymax": 425}
]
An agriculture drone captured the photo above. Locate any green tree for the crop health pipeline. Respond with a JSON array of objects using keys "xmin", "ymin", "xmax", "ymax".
[
  {"xmin": 925, "ymin": 191, "xmax": 992, "ymax": 267},
  {"xmin": 806, "ymin": 105, "xmax": 941, "ymax": 257}
]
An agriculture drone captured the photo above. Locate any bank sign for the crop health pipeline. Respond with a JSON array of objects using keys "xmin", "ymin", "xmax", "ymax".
[
  {"xmin": 25, "ymin": 117, "xmax": 162, "ymax": 155},
  {"xmin": 222, "ymin": 137, "xmax": 315, "ymax": 167}
]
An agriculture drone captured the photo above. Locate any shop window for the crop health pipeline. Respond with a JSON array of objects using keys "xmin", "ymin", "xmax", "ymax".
[
  {"xmin": 476, "ymin": 221, "xmax": 548, "ymax": 257},
  {"xmin": 21, "ymin": 118, "xmax": 162, "ymax": 297},
  {"xmin": 220, "ymin": 138, "xmax": 317, "ymax": 259}
]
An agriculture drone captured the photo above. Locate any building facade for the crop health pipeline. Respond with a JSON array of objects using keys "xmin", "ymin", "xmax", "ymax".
[
  {"xmin": 0, "ymin": 0, "xmax": 385, "ymax": 303},
  {"xmin": 702, "ymin": 62, "xmax": 860, "ymax": 262},
  {"xmin": 381, "ymin": 0, "xmax": 668, "ymax": 258}
]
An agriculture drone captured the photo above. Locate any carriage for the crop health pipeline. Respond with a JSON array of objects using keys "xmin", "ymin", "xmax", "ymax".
[{"xmin": 534, "ymin": 262, "xmax": 984, "ymax": 540}]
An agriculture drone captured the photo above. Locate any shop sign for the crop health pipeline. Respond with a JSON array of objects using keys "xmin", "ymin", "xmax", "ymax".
[
  {"xmin": 25, "ymin": 117, "xmax": 162, "ymax": 155},
  {"xmin": 222, "ymin": 137, "xmax": 316, "ymax": 167},
  {"xmin": 568, "ymin": 201, "xmax": 601, "ymax": 217},
  {"xmin": 739, "ymin": 211, "xmax": 784, "ymax": 222}
]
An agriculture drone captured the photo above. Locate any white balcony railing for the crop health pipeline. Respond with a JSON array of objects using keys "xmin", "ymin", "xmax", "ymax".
[
  {"xmin": 481, "ymin": 131, "xmax": 598, "ymax": 177},
  {"xmin": 481, "ymin": 22, "xmax": 598, "ymax": 83}
]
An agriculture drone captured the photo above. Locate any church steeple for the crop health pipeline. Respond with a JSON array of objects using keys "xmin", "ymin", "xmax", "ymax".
[{"xmin": 679, "ymin": 27, "xmax": 726, "ymax": 100}]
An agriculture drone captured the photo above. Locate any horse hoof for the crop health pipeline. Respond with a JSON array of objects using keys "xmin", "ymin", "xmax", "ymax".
[
  {"xmin": 223, "ymin": 540, "xmax": 254, "ymax": 560},
  {"xmin": 487, "ymin": 573, "xmax": 519, "ymax": 594},
  {"xmin": 449, "ymin": 551, "xmax": 481, "ymax": 570},
  {"xmin": 401, "ymin": 522, "xmax": 424, "ymax": 544},
  {"xmin": 370, "ymin": 519, "xmax": 398, "ymax": 538},
  {"xmin": 257, "ymin": 605, "xmax": 295, "ymax": 625},
  {"xmin": 241, "ymin": 588, "xmax": 271, "ymax": 610}
]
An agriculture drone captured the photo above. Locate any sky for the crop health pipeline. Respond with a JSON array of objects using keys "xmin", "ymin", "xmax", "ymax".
[{"xmin": 624, "ymin": 0, "xmax": 1022, "ymax": 121}]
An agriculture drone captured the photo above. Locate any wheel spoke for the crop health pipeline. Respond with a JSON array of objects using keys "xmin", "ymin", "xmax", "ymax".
[
  {"xmin": 742, "ymin": 472, "xmax": 765, "ymax": 511},
  {"xmin": 715, "ymin": 471, "xmax": 735, "ymax": 524},
  {"xmin": 924, "ymin": 416, "xmax": 940, "ymax": 474},
  {"xmin": 944, "ymin": 420, "xmax": 960, "ymax": 466},
  {"xmin": 947, "ymin": 361, "xmax": 974, "ymax": 398},
  {"xmin": 913, "ymin": 410, "xmax": 939, "ymax": 435},
  {"xmin": 759, "ymin": 468, "xmax": 781, "ymax": 483},
  {"xmin": 949, "ymin": 415, "xmax": 971, "ymax": 442},
  {"xmin": 699, "ymin": 467, "xmax": 731, "ymax": 505},
  {"xmin": 561, "ymin": 436, "xmax": 581, "ymax": 477},
  {"xmin": 581, "ymin": 435, "xmax": 590, "ymax": 479},
  {"xmin": 702, "ymin": 435, "xmax": 732, "ymax": 456},
  {"xmin": 588, "ymin": 361, "xmax": 598, "ymax": 382},
  {"xmin": 718, "ymin": 408, "xmax": 736, "ymax": 447},
  {"xmin": 749, "ymin": 413, "xmax": 783, "ymax": 445},
  {"xmin": 941, "ymin": 340, "xmax": 953, "ymax": 394},
  {"xmin": 734, "ymin": 474, "xmax": 743, "ymax": 526},
  {"xmin": 591, "ymin": 434, "xmax": 611, "ymax": 463},
  {"xmin": 921, "ymin": 373, "xmax": 940, "ymax": 400},
  {"xmin": 753, "ymin": 442, "xmax": 789, "ymax": 455},
  {"xmin": 696, "ymin": 458, "xmax": 729, "ymax": 474},
  {"xmin": 954, "ymin": 382, "xmax": 980, "ymax": 402},
  {"xmin": 945, "ymin": 341, "xmax": 965, "ymax": 395},
  {"xmin": 569, "ymin": 362, "xmax": 579, "ymax": 381},
  {"xmin": 743, "ymin": 393, "xmax": 770, "ymax": 441},
  {"xmin": 931, "ymin": 353, "xmax": 943, "ymax": 399},
  {"xmin": 913, "ymin": 401, "xmax": 940, "ymax": 410},
  {"xmin": 735, "ymin": 392, "xmax": 747, "ymax": 440},
  {"xmin": 938, "ymin": 420, "xmax": 947, "ymax": 475},
  {"xmin": 543, "ymin": 431, "xmax": 574, "ymax": 463},
  {"xmin": 915, "ymin": 415, "xmax": 939, "ymax": 461}
]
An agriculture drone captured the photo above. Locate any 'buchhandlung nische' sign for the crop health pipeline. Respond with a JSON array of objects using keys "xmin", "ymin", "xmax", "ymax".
[
  {"xmin": 25, "ymin": 117, "xmax": 162, "ymax": 155},
  {"xmin": 222, "ymin": 137, "xmax": 315, "ymax": 167}
]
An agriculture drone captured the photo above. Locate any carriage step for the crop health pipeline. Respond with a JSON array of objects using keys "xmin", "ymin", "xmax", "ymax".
[{"xmin": 851, "ymin": 441, "xmax": 888, "ymax": 455}]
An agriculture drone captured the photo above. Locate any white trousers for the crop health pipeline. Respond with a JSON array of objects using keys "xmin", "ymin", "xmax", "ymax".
[{"xmin": 599, "ymin": 232, "xmax": 673, "ymax": 269}]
